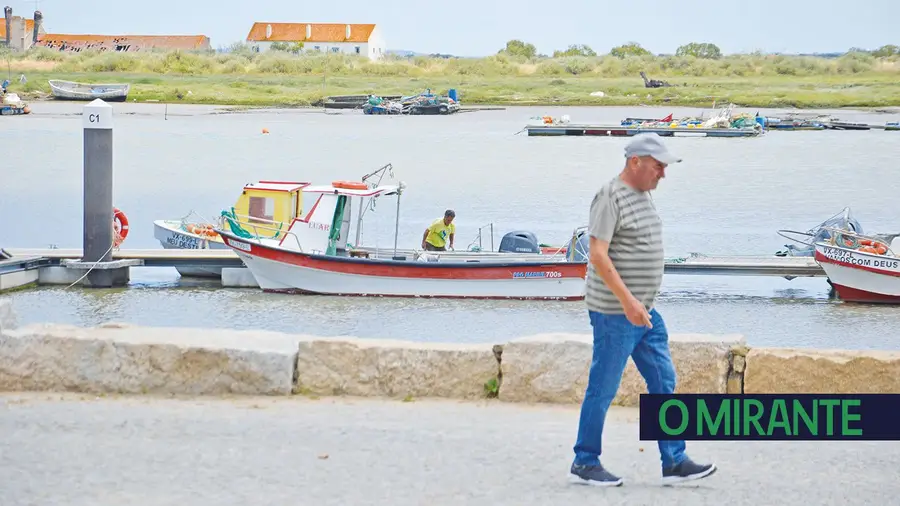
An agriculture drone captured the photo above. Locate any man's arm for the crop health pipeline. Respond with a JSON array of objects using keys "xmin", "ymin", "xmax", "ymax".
[
  {"xmin": 449, "ymin": 225, "xmax": 455, "ymax": 249},
  {"xmin": 588, "ymin": 189, "xmax": 632, "ymax": 304},
  {"xmin": 422, "ymin": 228, "xmax": 430, "ymax": 248},
  {"xmin": 589, "ymin": 237, "xmax": 633, "ymax": 305}
]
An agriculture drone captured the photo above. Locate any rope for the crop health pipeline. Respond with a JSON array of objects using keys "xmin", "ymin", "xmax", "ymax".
[{"xmin": 62, "ymin": 238, "xmax": 117, "ymax": 290}]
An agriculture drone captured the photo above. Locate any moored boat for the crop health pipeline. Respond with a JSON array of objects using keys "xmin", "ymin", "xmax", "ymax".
[
  {"xmin": 813, "ymin": 229, "xmax": 900, "ymax": 303},
  {"xmin": 1, "ymin": 80, "xmax": 30, "ymax": 116},
  {"xmin": 153, "ymin": 180, "xmax": 310, "ymax": 278},
  {"xmin": 48, "ymin": 80, "xmax": 130, "ymax": 102},
  {"xmin": 215, "ymin": 169, "xmax": 588, "ymax": 300}
]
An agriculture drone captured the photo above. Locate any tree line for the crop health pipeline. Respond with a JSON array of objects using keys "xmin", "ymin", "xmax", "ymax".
[{"xmin": 499, "ymin": 40, "xmax": 899, "ymax": 59}]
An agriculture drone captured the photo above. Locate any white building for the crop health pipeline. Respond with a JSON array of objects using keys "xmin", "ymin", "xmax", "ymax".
[{"xmin": 245, "ymin": 22, "xmax": 385, "ymax": 60}]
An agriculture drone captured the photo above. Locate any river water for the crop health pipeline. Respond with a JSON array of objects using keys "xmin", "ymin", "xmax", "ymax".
[{"xmin": 3, "ymin": 102, "xmax": 900, "ymax": 350}]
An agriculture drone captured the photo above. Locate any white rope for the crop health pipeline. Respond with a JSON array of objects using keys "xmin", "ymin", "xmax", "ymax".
[{"xmin": 62, "ymin": 222, "xmax": 122, "ymax": 290}]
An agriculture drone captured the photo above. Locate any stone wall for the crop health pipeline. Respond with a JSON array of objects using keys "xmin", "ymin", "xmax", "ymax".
[{"xmin": 1, "ymin": 298, "xmax": 899, "ymax": 402}]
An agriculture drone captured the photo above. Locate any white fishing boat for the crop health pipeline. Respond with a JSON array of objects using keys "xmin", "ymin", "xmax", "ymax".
[
  {"xmin": 153, "ymin": 180, "xmax": 310, "ymax": 278},
  {"xmin": 813, "ymin": 228, "xmax": 900, "ymax": 303},
  {"xmin": 48, "ymin": 80, "xmax": 130, "ymax": 102},
  {"xmin": 214, "ymin": 166, "xmax": 589, "ymax": 300}
]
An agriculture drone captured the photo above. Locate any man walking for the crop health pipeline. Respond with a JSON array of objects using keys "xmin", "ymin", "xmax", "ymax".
[{"xmin": 569, "ymin": 133, "xmax": 716, "ymax": 487}]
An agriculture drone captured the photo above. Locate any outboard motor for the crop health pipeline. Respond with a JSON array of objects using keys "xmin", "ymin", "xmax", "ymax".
[
  {"xmin": 498, "ymin": 230, "xmax": 540, "ymax": 254},
  {"xmin": 566, "ymin": 228, "xmax": 590, "ymax": 263}
]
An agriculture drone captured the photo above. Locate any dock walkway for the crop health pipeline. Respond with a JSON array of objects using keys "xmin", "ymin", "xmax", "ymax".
[
  {"xmin": 0, "ymin": 248, "xmax": 825, "ymax": 279},
  {"xmin": 0, "ymin": 393, "xmax": 893, "ymax": 505}
]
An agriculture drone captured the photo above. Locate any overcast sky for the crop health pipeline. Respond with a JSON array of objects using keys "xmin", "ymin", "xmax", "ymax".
[{"xmin": 7, "ymin": 0, "xmax": 896, "ymax": 56}]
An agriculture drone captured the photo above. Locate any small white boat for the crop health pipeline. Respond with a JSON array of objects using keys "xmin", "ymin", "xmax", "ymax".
[
  {"xmin": 215, "ymin": 166, "xmax": 589, "ymax": 300},
  {"xmin": 153, "ymin": 180, "xmax": 311, "ymax": 278},
  {"xmin": 814, "ymin": 229, "xmax": 900, "ymax": 303},
  {"xmin": 48, "ymin": 80, "xmax": 130, "ymax": 102}
]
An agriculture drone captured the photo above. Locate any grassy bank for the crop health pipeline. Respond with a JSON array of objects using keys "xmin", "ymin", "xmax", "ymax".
[{"xmin": 4, "ymin": 46, "xmax": 900, "ymax": 108}]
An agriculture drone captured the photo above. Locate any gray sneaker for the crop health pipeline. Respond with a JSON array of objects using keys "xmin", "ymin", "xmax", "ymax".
[
  {"xmin": 661, "ymin": 457, "xmax": 717, "ymax": 485},
  {"xmin": 568, "ymin": 463, "xmax": 624, "ymax": 487}
]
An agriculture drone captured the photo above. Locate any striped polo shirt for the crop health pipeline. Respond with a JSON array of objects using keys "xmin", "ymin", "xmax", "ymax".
[{"xmin": 585, "ymin": 176, "xmax": 665, "ymax": 314}]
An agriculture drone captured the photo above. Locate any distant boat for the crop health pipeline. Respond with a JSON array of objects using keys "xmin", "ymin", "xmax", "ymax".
[{"xmin": 48, "ymin": 80, "xmax": 130, "ymax": 102}]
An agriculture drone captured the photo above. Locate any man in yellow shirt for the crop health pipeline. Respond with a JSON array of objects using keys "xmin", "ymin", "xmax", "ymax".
[{"xmin": 421, "ymin": 209, "xmax": 456, "ymax": 251}]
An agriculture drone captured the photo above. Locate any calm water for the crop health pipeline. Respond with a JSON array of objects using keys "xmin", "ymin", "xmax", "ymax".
[{"xmin": 3, "ymin": 102, "xmax": 900, "ymax": 350}]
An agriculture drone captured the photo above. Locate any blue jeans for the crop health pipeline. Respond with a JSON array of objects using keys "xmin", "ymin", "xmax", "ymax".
[{"xmin": 572, "ymin": 308, "xmax": 686, "ymax": 470}]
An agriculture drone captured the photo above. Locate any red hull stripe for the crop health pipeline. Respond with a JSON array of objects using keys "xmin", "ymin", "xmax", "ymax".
[
  {"xmin": 219, "ymin": 231, "xmax": 587, "ymax": 280},
  {"xmin": 263, "ymin": 288, "xmax": 584, "ymax": 301},
  {"xmin": 814, "ymin": 251, "xmax": 900, "ymax": 278},
  {"xmin": 831, "ymin": 283, "xmax": 900, "ymax": 304}
]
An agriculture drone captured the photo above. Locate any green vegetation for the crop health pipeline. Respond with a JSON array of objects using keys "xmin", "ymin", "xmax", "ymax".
[{"xmin": 2, "ymin": 40, "xmax": 899, "ymax": 108}]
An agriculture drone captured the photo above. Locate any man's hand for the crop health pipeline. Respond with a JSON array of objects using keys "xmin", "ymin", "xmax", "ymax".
[
  {"xmin": 421, "ymin": 242, "xmax": 427, "ymax": 249},
  {"xmin": 623, "ymin": 294, "xmax": 652, "ymax": 328}
]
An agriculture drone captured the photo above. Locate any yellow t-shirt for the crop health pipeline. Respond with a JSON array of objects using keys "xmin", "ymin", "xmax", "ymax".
[{"xmin": 425, "ymin": 219, "xmax": 455, "ymax": 248}]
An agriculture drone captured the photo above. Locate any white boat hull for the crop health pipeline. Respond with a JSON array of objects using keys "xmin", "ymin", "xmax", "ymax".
[
  {"xmin": 153, "ymin": 220, "xmax": 228, "ymax": 278},
  {"xmin": 48, "ymin": 80, "xmax": 130, "ymax": 102},
  {"xmin": 222, "ymin": 234, "xmax": 587, "ymax": 300},
  {"xmin": 814, "ymin": 243, "xmax": 900, "ymax": 303}
]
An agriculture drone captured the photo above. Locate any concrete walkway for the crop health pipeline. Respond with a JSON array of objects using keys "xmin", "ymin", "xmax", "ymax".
[{"xmin": 1, "ymin": 393, "xmax": 897, "ymax": 506}]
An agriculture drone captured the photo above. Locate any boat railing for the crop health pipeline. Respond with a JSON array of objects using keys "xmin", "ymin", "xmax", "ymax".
[
  {"xmin": 216, "ymin": 214, "xmax": 305, "ymax": 252},
  {"xmin": 178, "ymin": 209, "xmax": 218, "ymax": 228},
  {"xmin": 819, "ymin": 226, "xmax": 900, "ymax": 256},
  {"xmin": 466, "ymin": 223, "xmax": 495, "ymax": 252}
]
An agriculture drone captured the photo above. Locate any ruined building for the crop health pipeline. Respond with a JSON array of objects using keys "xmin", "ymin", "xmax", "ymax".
[
  {"xmin": 2, "ymin": 6, "xmax": 210, "ymax": 53},
  {"xmin": 2, "ymin": 7, "xmax": 46, "ymax": 51}
]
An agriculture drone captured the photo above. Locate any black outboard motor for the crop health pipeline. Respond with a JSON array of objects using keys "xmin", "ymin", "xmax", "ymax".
[{"xmin": 498, "ymin": 230, "xmax": 540, "ymax": 254}]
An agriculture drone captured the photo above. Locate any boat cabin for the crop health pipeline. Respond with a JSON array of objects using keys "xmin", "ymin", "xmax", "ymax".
[
  {"xmin": 224, "ymin": 180, "xmax": 311, "ymax": 238},
  {"xmin": 277, "ymin": 181, "xmax": 402, "ymax": 255}
]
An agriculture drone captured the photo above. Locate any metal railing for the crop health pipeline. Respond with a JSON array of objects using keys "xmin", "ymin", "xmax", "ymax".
[{"xmin": 216, "ymin": 213, "xmax": 305, "ymax": 253}]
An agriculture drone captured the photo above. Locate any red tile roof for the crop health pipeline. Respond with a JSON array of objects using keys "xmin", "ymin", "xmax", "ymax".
[
  {"xmin": 35, "ymin": 34, "xmax": 211, "ymax": 52},
  {"xmin": 246, "ymin": 23, "xmax": 375, "ymax": 43}
]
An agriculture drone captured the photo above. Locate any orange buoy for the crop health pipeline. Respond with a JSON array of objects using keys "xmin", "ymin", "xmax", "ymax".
[
  {"xmin": 262, "ymin": 128, "xmax": 269, "ymax": 134},
  {"xmin": 331, "ymin": 180, "xmax": 368, "ymax": 190},
  {"xmin": 113, "ymin": 207, "xmax": 129, "ymax": 247}
]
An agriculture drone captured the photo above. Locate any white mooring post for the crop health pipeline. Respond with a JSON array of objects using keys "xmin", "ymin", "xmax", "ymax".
[
  {"xmin": 63, "ymin": 98, "xmax": 138, "ymax": 288},
  {"xmin": 83, "ymin": 99, "xmax": 114, "ymax": 265}
]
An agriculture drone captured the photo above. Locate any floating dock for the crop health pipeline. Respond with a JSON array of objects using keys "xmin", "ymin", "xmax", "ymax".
[
  {"xmin": 0, "ymin": 249, "xmax": 826, "ymax": 292},
  {"xmin": 525, "ymin": 124, "xmax": 762, "ymax": 138}
]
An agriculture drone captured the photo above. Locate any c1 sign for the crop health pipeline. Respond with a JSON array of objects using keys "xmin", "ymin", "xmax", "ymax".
[{"xmin": 83, "ymin": 99, "xmax": 114, "ymax": 130}]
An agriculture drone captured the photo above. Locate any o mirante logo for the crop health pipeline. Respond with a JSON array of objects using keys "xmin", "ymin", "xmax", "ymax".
[{"xmin": 640, "ymin": 394, "xmax": 900, "ymax": 441}]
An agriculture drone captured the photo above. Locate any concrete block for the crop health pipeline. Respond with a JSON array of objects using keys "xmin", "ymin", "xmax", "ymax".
[
  {"xmin": 499, "ymin": 332, "xmax": 744, "ymax": 405},
  {"xmin": 0, "ymin": 269, "xmax": 38, "ymax": 292},
  {"xmin": 744, "ymin": 348, "xmax": 900, "ymax": 394},
  {"xmin": 295, "ymin": 337, "xmax": 499, "ymax": 399},
  {"xmin": 0, "ymin": 323, "xmax": 301, "ymax": 395},
  {"xmin": 221, "ymin": 268, "xmax": 259, "ymax": 288}
]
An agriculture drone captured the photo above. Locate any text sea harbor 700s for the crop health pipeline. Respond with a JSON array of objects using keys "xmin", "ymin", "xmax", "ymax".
[{"xmin": 639, "ymin": 394, "xmax": 900, "ymax": 441}]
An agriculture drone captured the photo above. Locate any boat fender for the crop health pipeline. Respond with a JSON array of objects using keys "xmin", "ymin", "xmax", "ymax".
[
  {"xmin": 332, "ymin": 180, "xmax": 368, "ymax": 190},
  {"xmin": 113, "ymin": 207, "xmax": 129, "ymax": 247}
]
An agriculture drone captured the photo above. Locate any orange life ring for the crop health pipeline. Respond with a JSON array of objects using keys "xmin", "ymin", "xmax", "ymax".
[
  {"xmin": 187, "ymin": 223, "xmax": 218, "ymax": 238},
  {"xmin": 332, "ymin": 180, "xmax": 368, "ymax": 190},
  {"xmin": 113, "ymin": 207, "xmax": 129, "ymax": 247},
  {"xmin": 858, "ymin": 239, "xmax": 888, "ymax": 255}
]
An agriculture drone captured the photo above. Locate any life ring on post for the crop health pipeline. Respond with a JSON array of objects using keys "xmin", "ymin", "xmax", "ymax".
[
  {"xmin": 113, "ymin": 207, "xmax": 129, "ymax": 247},
  {"xmin": 331, "ymin": 180, "xmax": 368, "ymax": 190}
]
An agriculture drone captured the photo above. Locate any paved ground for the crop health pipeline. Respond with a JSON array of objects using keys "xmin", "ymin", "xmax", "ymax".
[{"xmin": 1, "ymin": 393, "xmax": 898, "ymax": 506}]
